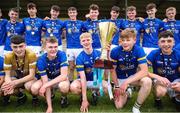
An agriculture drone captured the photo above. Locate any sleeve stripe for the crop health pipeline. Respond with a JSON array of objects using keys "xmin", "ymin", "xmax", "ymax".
[
  {"xmin": 29, "ymin": 62, "xmax": 36, "ymax": 66},
  {"xmin": 137, "ymin": 56, "xmax": 146, "ymax": 61},
  {"xmin": 38, "ymin": 70, "xmax": 46, "ymax": 74},
  {"xmin": 147, "ymin": 60, "xmax": 152, "ymax": 65},
  {"xmin": 60, "ymin": 61, "xmax": 68, "ymax": 66},
  {"xmin": 76, "ymin": 65, "xmax": 84, "ymax": 68},
  {"xmin": 111, "ymin": 59, "xmax": 117, "ymax": 62},
  {"xmin": 4, "ymin": 64, "xmax": 12, "ymax": 68}
]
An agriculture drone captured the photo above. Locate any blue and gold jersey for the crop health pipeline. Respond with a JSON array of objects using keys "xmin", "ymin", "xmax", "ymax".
[
  {"xmin": 163, "ymin": 20, "xmax": 180, "ymax": 46},
  {"xmin": 43, "ymin": 19, "xmax": 64, "ymax": 46},
  {"xmin": 83, "ymin": 20, "xmax": 101, "ymax": 49},
  {"xmin": 5, "ymin": 21, "xmax": 24, "ymax": 51},
  {"xmin": 110, "ymin": 45, "xmax": 147, "ymax": 79},
  {"xmin": 76, "ymin": 50, "xmax": 101, "ymax": 81},
  {"xmin": 63, "ymin": 20, "xmax": 83, "ymax": 48},
  {"xmin": 37, "ymin": 50, "xmax": 68, "ymax": 79},
  {"xmin": 0, "ymin": 19, "xmax": 8, "ymax": 45},
  {"xmin": 142, "ymin": 18, "xmax": 164, "ymax": 48},
  {"xmin": 147, "ymin": 49, "xmax": 180, "ymax": 82},
  {"xmin": 0, "ymin": 56, "xmax": 5, "ymax": 76},
  {"xmin": 121, "ymin": 19, "xmax": 143, "ymax": 46},
  {"xmin": 23, "ymin": 17, "xmax": 43, "ymax": 46}
]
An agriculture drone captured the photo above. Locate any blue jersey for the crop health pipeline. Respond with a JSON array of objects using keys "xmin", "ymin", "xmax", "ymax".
[
  {"xmin": 23, "ymin": 17, "xmax": 43, "ymax": 46},
  {"xmin": 83, "ymin": 20, "xmax": 101, "ymax": 49},
  {"xmin": 63, "ymin": 20, "xmax": 83, "ymax": 48},
  {"xmin": 43, "ymin": 19, "xmax": 63, "ymax": 46},
  {"xmin": 110, "ymin": 45, "xmax": 147, "ymax": 79},
  {"xmin": 142, "ymin": 18, "xmax": 164, "ymax": 48},
  {"xmin": 4, "ymin": 21, "xmax": 24, "ymax": 51},
  {"xmin": 0, "ymin": 56, "xmax": 5, "ymax": 76},
  {"xmin": 121, "ymin": 19, "xmax": 143, "ymax": 46},
  {"xmin": 175, "ymin": 43, "xmax": 180, "ymax": 51},
  {"xmin": 147, "ymin": 49, "xmax": 180, "ymax": 82},
  {"xmin": 109, "ymin": 19, "xmax": 123, "ymax": 46},
  {"xmin": 76, "ymin": 50, "xmax": 101, "ymax": 81},
  {"xmin": 37, "ymin": 50, "xmax": 68, "ymax": 79},
  {"xmin": 163, "ymin": 20, "xmax": 180, "ymax": 46},
  {"xmin": 0, "ymin": 19, "xmax": 8, "ymax": 45}
]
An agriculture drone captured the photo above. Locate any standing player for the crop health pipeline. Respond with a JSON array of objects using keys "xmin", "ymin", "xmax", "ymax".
[
  {"xmin": 1, "ymin": 35, "xmax": 37, "ymax": 106},
  {"xmin": 83, "ymin": 4, "xmax": 101, "ymax": 50},
  {"xmin": 4, "ymin": 8, "xmax": 24, "ymax": 55},
  {"xmin": 163, "ymin": 7, "xmax": 180, "ymax": 47},
  {"xmin": 110, "ymin": 29, "xmax": 152, "ymax": 113},
  {"xmin": 63, "ymin": 7, "xmax": 84, "ymax": 82},
  {"xmin": 42, "ymin": 5, "xmax": 64, "ymax": 51},
  {"xmin": 31, "ymin": 37, "xmax": 69, "ymax": 113},
  {"xmin": 147, "ymin": 31, "xmax": 180, "ymax": 111},
  {"xmin": 142, "ymin": 3, "xmax": 164, "ymax": 55},
  {"xmin": 70, "ymin": 32, "xmax": 108, "ymax": 112},
  {"xmin": 23, "ymin": 2, "xmax": 43, "ymax": 56},
  {"xmin": 0, "ymin": 8, "xmax": 8, "ymax": 57},
  {"xmin": 121, "ymin": 6, "xmax": 143, "ymax": 46}
]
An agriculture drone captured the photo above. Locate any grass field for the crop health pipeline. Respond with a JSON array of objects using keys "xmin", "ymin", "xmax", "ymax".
[{"xmin": 0, "ymin": 90, "xmax": 178, "ymax": 113}]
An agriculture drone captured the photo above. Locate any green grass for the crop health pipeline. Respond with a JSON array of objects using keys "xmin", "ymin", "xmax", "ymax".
[{"xmin": 0, "ymin": 90, "xmax": 178, "ymax": 112}]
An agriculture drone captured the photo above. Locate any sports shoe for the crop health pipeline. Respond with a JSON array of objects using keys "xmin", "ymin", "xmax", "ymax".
[
  {"xmin": 91, "ymin": 91, "xmax": 98, "ymax": 106},
  {"xmin": 132, "ymin": 107, "xmax": 141, "ymax": 113},
  {"xmin": 154, "ymin": 99, "xmax": 163, "ymax": 110},
  {"xmin": 17, "ymin": 94, "xmax": 27, "ymax": 106},
  {"xmin": 32, "ymin": 96, "xmax": 39, "ymax": 106},
  {"xmin": 2, "ymin": 96, "xmax": 10, "ymax": 106},
  {"xmin": 172, "ymin": 97, "xmax": 180, "ymax": 112},
  {"xmin": 60, "ymin": 96, "xmax": 69, "ymax": 108},
  {"xmin": 126, "ymin": 87, "xmax": 132, "ymax": 99}
]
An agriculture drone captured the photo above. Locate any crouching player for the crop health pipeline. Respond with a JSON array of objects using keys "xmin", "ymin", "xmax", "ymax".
[
  {"xmin": 31, "ymin": 37, "xmax": 69, "ymax": 113},
  {"xmin": 110, "ymin": 28, "xmax": 152, "ymax": 113},
  {"xmin": 1, "ymin": 35, "xmax": 37, "ymax": 106},
  {"xmin": 70, "ymin": 32, "xmax": 109, "ymax": 112},
  {"xmin": 147, "ymin": 31, "xmax": 180, "ymax": 111}
]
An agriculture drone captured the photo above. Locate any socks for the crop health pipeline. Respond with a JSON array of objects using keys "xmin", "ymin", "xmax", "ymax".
[{"xmin": 133, "ymin": 101, "xmax": 142, "ymax": 110}]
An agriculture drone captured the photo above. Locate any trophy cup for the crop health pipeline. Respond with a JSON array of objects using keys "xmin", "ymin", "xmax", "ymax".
[
  {"xmin": 94, "ymin": 21, "xmax": 116, "ymax": 69},
  {"xmin": 93, "ymin": 21, "xmax": 116, "ymax": 100}
]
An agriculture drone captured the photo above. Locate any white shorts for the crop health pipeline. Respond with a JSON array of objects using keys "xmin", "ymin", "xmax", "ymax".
[
  {"xmin": 0, "ymin": 46, "xmax": 4, "ymax": 57},
  {"xmin": 143, "ymin": 47, "xmax": 158, "ymax": 56},
  {"xmin": 66, "ymin": 48, "xmax": 83, "ymax": 61},
  {"xmin": 27, "ymin": 46, "xmax": 41, "ymax": 57}
]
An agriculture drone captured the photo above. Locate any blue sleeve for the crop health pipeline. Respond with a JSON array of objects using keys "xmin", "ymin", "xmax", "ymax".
[
  {"xmin": 110, "ymin": 48, "xmax": 118, "ymax": 65},
  {"xmin": 0, "ymin": 57, "xmax": 4, "ymax": 76},
  {"xmin": 137, "ymin": 47, "xmax": 147, "ymax": 64},
  {"xmin": 37, "ymin": 57, "xmax": 47, "ymax": 76},
  {"xmin": 76, "ymin": 55, "xmax": 84, "ymax": 72},
  {"xmin": 146, "ymin": 50, "xmax": 156, "ymax": 66},
  {"xmin": 59, "ymin": 51, "xmax": 68, "ymax": 67}
]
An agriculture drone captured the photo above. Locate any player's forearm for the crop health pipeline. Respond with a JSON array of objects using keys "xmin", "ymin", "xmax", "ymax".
[
  {"xmin": 81, "ymin": 78, "xmax": 88, "ymax": 101},
  {"xmin": 45, "ymin": 88, "xmax": 52, "ymax": 108}
]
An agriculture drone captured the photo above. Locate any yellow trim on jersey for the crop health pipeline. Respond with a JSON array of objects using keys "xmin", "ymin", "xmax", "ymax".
[
  {"xmin": 111, "ymin": 59, "xmax": 117, "ymax": 63},
  {"xmin": 76, "ymin": 65, "xmax": 84, "ymax": 68},
  {"xmin": 147, "ymin": 60, "xmax": 152, "ymax": 65},
  {"xmin": 4, "ymin": 64, "xmax": 12, "ymax": 68},
  {"xmin": 29, "ymin": 62, "xmax": 36, "ymax": 66},
  {"xmin": 61, "ymin": 61, "xmax": 68, "ymax": 66},
  {"xmin": 137, "ymin": 56, "xmax": 146, "ymax": 61}
]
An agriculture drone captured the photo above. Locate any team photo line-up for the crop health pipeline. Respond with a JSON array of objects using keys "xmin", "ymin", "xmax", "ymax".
[{"xmin": 0, "ymin": 1, "xmax": 180, "ymax": 113}]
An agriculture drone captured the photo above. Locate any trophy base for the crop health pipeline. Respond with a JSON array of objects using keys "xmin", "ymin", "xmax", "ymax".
[{"xmin": 93, "ymin": 59, "xmax": 113, "ymax": 69}]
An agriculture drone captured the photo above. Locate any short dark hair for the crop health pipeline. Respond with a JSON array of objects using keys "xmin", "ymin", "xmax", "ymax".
[
  {"xmin": 127, "ymin": 6, "xmax": 136, "ymax": 12},
  {"xmin": 11, "ymin": 35, "xmax": 25, "ymax": 44},
  {"xmin": 9, "ymin": 7, "xmax": 19, "ymax": 13},
  {"xmin": 146, "ymin": 3, "xmax": 156, "ymax": 11},
  {"xmin": 111, "ymin": 6, "xmax": 120, "ymax": 13},
  {"xmin": 89, "ymin": 4, "xmax": 99, "ymax": 10},
  {"xmin": 45, "ymin": 36, "xmax": 58, "ymax": 44},
  {"xmin": 27, "ymin": 2, "xmax": 36, "ymax": 9},
  {"xmin": 51, "ymin": 5, "xmax": 60, "ymax": 12},
  {"xmin": 159, "ymin": 31, "xmax": 174, "ymax": 39},
  {"xmin": 68, "ymin": 7, "xmax": 77, "ymax": 12}
]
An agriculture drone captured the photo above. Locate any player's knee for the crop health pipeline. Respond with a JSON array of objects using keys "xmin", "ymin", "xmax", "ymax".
[
  {"xmin": 59, "ymin": 81, "xmax": 70, "ymax": 93},
  {"xmin": 155, "ymin": 86, "xmax": 167, "ymax": 97},
  {"xmin": 31, "ymin": 84, "xmax": 41, "ymax": 95},
  {"xmin": 141, "ymin": 77, "xmax": 152, "ymax": 89},
  {"xmin": 70, "ymin": 83, "xmax": 81, "ymax": 94}
]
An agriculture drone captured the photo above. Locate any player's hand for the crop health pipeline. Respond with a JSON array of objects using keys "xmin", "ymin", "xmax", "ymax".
[
  {"xmin": 46, "ymin": 106, "xmax": 53, "ymax": 113},
  {"xmin": 157, "ymin": 76, "xmax": 171, "ymax": 87},
  {"xmin": 136, "ymin": 17, "xmax": 144, "ymax": 22},
  {"xmin": 119, "ymin": 82, "xmax": 128, "ymax": 95},
  {"xmin": 171, "ymin": 82, "xmax": 180, "ymax": 92},
  {"xmin": 80, "ymin": 100, "xmax": 89, "ymax": 113},
  {"xmin": 44, "ymin": 16, "xmax": 50, "ymax": 20},
  {"xmin": 163, "ymin": 18, "xmax": 168, "ymax": 22}
]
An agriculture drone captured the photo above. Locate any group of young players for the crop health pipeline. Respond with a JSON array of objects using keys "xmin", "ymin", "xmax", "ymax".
[{"xmin": 0, "ymin": 1, "xmax": 180, "ymax": 113}]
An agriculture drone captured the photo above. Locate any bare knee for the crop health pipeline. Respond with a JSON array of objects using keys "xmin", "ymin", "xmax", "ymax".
[
  {"xmin": 141, "ymin": 77, "xmax": 152, "ymax": 89},
  {"xmin": 31, "ymin": 80, "xmax": 42, "ymax": 95},
  {"xmin": 24, "ymin": 80, "xmax": 35, "ymax": 92},
  {"xmin": 59, "ymin": 81, "xmax": 70, "ymax": 94},
  {"xmin": 155, "ymin": 85, "xmax": 167, "ymax": 97},
  {"xmin": 70, "ymin": 81, "xmax": 81, "ymax": 94}
]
